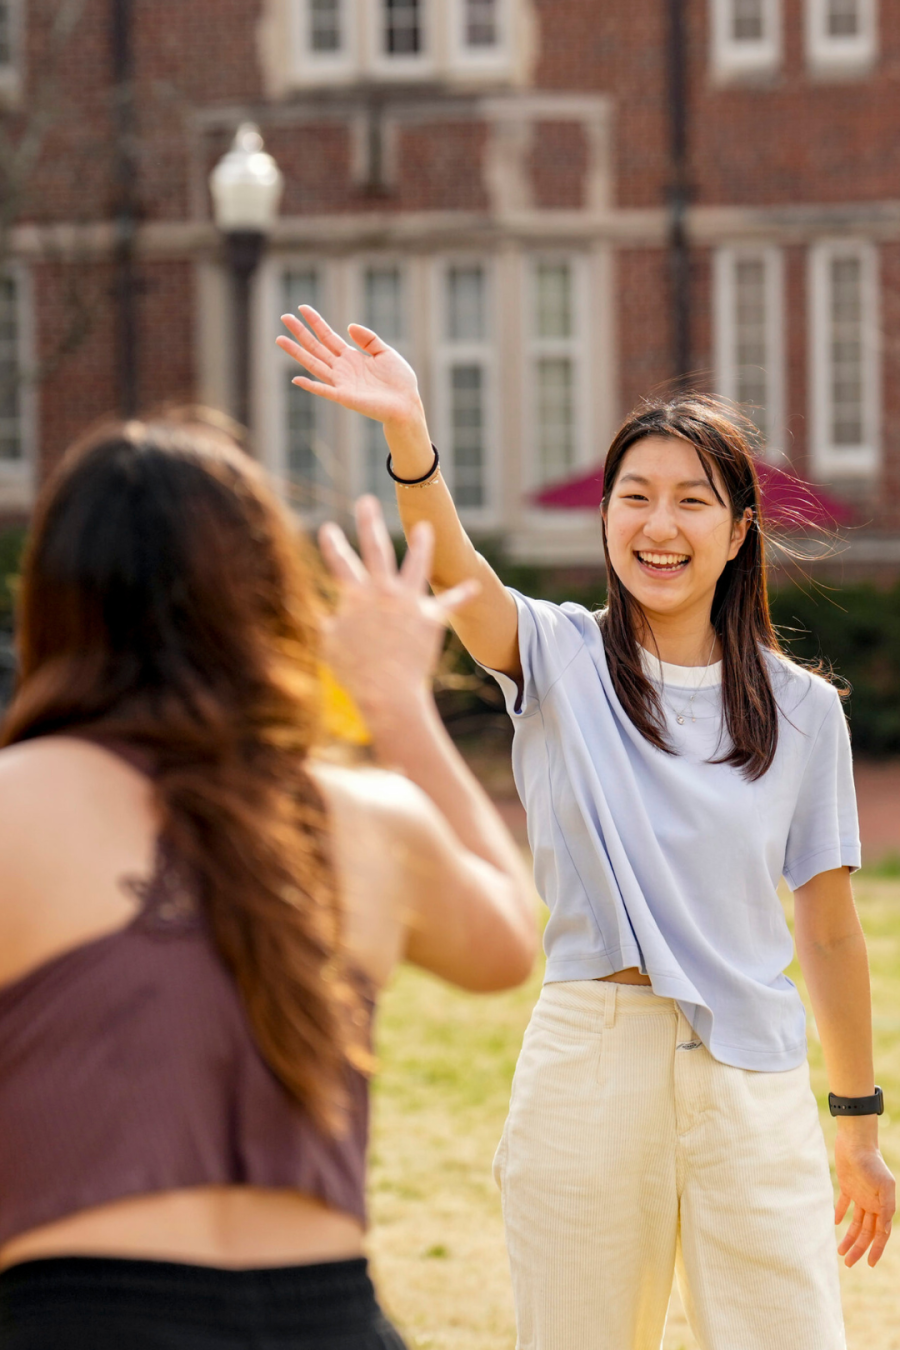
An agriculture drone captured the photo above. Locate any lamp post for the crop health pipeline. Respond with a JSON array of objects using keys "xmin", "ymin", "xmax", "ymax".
[{"xmin": 209, "ymin": 123, "xmax": 284, "ymax": 432}]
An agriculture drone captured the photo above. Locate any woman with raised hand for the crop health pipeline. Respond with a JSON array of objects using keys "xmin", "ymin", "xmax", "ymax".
[
  {"xmin": 278, "ymin": 308, "xmax": 895, "ymax": 1350},
  {"xmin": 0, "ymin": 412, "xmax": 536, "ymax": 1350}
]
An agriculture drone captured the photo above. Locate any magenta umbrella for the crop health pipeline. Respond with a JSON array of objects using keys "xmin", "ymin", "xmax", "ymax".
[{"xmin": 533, "ymin": 459, "xmax": 855, "ymax": 529}]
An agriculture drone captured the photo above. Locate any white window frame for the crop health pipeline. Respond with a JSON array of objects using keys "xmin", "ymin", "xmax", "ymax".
[
  {"xmin": 367, "ymin": 0, "xmax": 435, "ymax": 80},
  {"xmin": 0, "ymin": 0, "xmax": 24, "ymax": 103},
  {"xmin": 432, "ymin": 256, "xmax": 498, "ymax": 526},
  {"xmin": 806, "ymin": 0, "xmax": 877, "ymax": 76},
  {"xmin": 447, "ymin": 0, "xmax": 512, "ymax": 75},
  {"xmin": 0, "ymin": 263, "xmax": 37, "ymax": 505},
  {"xmin": 808, "ymin": 239, "xmax": 880, "ymax": 479},
  {"xmin": 710, "ymin": 0, "xmax": 781, "ymax": 80},
  {"xmin": 351, "ymin": 258, "xmax": 411, "ymax": 514},
  {"xmin": 290, "ymin": 0, "xmax": 360, "ymax": 84},
  {"xmin": 525, "ymin": 253, "xmax": 589, "ymax": 491},
  {"xmin": 713, "ymin": 245, "xmax": 785, "ymax": 461},
  {"xmin": 259, "ymin": 258, "xmax": 339, "ymax": 523}
]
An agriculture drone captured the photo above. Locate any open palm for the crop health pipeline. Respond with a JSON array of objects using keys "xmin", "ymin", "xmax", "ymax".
[{"xmin": 277, "ymin": 306, "xmax": 421, "ymax": 426}]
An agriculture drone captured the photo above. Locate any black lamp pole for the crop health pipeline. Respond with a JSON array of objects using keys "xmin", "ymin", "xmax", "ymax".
[
  {"xmin": 224, "ymin": 230, "xmax": 265, "ymax": 432},
  {"xmin": 667, "ymin": 0, "xmax": 691, "ymax": 388},
  {"xmin": 111, "ymin": 0, "xmax": 139, "ymax": 417}
]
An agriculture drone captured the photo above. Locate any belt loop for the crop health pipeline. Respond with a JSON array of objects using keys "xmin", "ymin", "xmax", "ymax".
[{"xmin": 604, "ymin": 983, "xmax": 617, "ymax": 1030}]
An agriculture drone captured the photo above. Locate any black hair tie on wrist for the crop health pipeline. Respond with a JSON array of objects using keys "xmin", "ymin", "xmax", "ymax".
[{"xmin": 386, "ymin": 444, "xmax": 440, "ymax": 485}]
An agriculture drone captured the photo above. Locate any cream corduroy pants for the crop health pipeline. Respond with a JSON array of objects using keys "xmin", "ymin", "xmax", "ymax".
[{"xmin": 493, "ymin": 981, "xmax": 845, "ymax": 1350}]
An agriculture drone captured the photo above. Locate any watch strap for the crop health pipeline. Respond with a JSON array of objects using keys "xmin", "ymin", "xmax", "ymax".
[{"xmin": 828, "ymin": 1086, "xmax": 884, "ymax": 1117}]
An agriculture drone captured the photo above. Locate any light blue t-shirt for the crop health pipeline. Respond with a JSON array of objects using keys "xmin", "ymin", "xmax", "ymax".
[{"xmin": 483, "ymin": 590, "xmax": 861, "ymax": 1072}]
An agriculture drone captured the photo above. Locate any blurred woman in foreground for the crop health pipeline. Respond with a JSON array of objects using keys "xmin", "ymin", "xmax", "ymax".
[{"xmin": 0, "ymin": 413, "xmax": 536, "ymax": 1349}]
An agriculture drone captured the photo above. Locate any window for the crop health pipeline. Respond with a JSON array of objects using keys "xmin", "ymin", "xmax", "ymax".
[
  {"xmin": 384, "ymin": 0, "xmax": 422, "ymax": 53},
  {"xmin": 448, "ymin": 0, "xmax": 510, "ymax": 70},
  {"xmin": 710, "ymin": 0, "xmax": 781, "ymax": 78},
  {"xmin": 0, "ymin": 0, "xmax": 22, "ymax": 97},
  {"xmin": 279, "ymin": 267, "xmax": 335, "ymax": 506},
  {"xmin": 0, "ymin": 3, "xmax": 11, "ymax": 68},
  {"xmin": 289, "ymin": 0, "xmax": 515, "ymax": 84},
  {"xmin": 0, "ymin": 273, "xmax": 23, "ymax": 463},
  {"xmin": 714, "ymin": 247, "xmax": 784, "ymax": 457},
  {"xmin": 809, "ymin": 242, "xmax": 879, "ymax": 477},
  {"xmin": 311, "ymin": 0, "xmax": 342, "ymax": 50},
  {"xmin": 0, "ymin": 266, "xmax": 34, "ymax": 497},
  {"xmin": 806, "ymin": 0, "xmax": 876, "ymax": 73},
  {"xmin": 369, "ymin": 0, "xmax": 433, "ymax": 74},
  {"xmin": 359, "ymin": 264, "xmax": 408, "ymax": 507},
  {"xmin": 436, "ymin": 262, "xmax": 493, "ymax": 512},
  {"xmin": 528, "ymin": 259, "xmax": 584, "ymax": 487},
  {"xmin": 291, "ymin": 0, "xmax": 357, "ymax": 80}
]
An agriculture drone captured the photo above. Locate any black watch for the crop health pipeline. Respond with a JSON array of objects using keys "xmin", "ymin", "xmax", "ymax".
[{"xmin": 828, "ymin": 1086, "xmax": 884, "ymax": 1117}]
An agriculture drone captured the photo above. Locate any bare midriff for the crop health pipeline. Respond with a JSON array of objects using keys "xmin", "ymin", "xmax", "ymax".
[
  {"xmin": 596, "ymin": 967, "xmax": 653, "ymax": 986},
  {"xmin": 0, "ymin": 1187, "xmax": 365, "ymax": 1272}
]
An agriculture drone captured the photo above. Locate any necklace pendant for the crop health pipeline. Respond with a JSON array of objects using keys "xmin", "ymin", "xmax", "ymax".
[{"xmin": 677, "ymin": 715, "xmax": 685, "ymax": 725}]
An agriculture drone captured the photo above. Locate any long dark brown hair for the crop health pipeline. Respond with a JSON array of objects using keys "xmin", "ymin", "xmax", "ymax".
[
  {"xmin": 600, "ymin": 395, "xmax": 787, "ymax": 780},
  {"xmin": 2, "ymin": 411, "xmax": 364, "ymax": 1133}
]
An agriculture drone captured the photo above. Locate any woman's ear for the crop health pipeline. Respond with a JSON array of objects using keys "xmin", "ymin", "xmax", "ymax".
[{"xmin": 727, "ymin": 508, "xmax": 754, "ymax": 560}]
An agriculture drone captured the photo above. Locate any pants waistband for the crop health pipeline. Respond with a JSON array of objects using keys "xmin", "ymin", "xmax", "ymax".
[
  {"xmin": 0, "ymin": 1255, "xmax": 378, "ymax": 1332},
  {"xmin": 535, "ymin": 979, "xmax": 685, "ymax": 1033}
]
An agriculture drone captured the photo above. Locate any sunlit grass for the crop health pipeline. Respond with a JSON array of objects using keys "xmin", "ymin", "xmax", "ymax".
[{"xmin": 368, "ymin": 873, "xmax": 900, "ymax": 1350}]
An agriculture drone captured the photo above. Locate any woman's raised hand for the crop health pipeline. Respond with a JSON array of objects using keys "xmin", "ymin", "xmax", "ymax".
[
  {"xmin": 277, "ymin": 307, "xmax": 422, "ymax": 427},
  {"xmin": 318, "ymin": 496, "xmax": 478, "ymax": 720}
]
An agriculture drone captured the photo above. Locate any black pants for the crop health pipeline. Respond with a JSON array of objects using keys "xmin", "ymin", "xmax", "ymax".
[{"xmin": 0, "ymin": 1255, "xmax": 409, "ymax": 1349}]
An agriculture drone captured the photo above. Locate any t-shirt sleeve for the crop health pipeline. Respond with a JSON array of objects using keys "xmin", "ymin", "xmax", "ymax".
[
  {"xmin": 783, "ymin": 688, "xmax": 861, "ymax": 890},
  {"xmin": 477, "ymin": 589, "xmax": 588, "ymax": 719}
]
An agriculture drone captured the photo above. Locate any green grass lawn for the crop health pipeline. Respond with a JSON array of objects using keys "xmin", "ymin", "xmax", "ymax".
[{"xmin": 368, "ymin": 872, "xmax": 900, "ymax": 1350}]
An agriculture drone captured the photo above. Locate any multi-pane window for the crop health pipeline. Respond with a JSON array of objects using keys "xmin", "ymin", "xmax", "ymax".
[
  {"xmin": 310, "ymin": 0, "xmax": 342, "ymax": 51},
  {"xmin": 829, "ymin": 257, "xmax": 864, "ymax": 446},
  {"xmin": 438, "ymin": 262, "xmax": 492, "ymax": 511},
  {"xmin": 806, "ymin": 0, "xmax": 876, "ymax": 71},
  {"xmin": 732, "ymin": 0, "xmax": 764, "ymax": 39},
  {"xmin": 711, "ymin": 0, "xmax": 781, "ymax": 77},
  {"xmin": 465, "ymin": 0, "xmax": 498, "ymax": 46},
  {"xmin": 361, "ymin": 265, "xmax": 407, "ymax": 505},
  {"xmin": 714, "ymin": 248, "xmax": 784, "ymax": 455},
  {"xmin": 291, "ymin": 0, "xmax": 514, "ymax": 82},
  {"xmin": 0, "ymin": 3, "xmax": 11, "ymax": 68},
  {"xmin": 0, "ymin": 274, "xmax": 22, "ymax": 462},
  {"xmin": 292, "ymin": 0, "xmax": 355, "ymax": 78},
  {"xmin": 809, "ymin": 242, "xmax": 879, "ymax": 477},
  {"xmin": 281, "ymin": 269, "xmax": 327, "ymax": 499},
  {"xmin": 384, "ymin": 0, "xmax": 422, "ymax": 54},
  {"xmin": 827, "ymin": 0, "xmax": 861, "ymax": 34},
  {"xmin": 530, "ymin": 260, "xmax": 581, "ymax": 486}
]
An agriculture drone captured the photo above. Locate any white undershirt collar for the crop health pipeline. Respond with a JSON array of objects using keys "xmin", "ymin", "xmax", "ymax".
[{"xmin": 640, "ymin": 647, "xmax": 723, "ymax": 688}]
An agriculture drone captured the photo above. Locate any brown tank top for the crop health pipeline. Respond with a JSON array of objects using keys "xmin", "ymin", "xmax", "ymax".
[{"xmin": 0, "ymin": 745, "xmax": 370, "ymax": 1250}]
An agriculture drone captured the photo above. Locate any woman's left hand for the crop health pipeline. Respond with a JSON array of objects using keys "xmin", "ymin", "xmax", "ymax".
[{"xmin": 834, "ymin": 1127, "xmax": 896, "ymax": 1267}]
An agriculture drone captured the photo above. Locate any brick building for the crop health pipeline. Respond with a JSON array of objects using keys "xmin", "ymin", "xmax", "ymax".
[{"xmin": 1, "ymin": 0, "xmax": 899, "ymax": 574}]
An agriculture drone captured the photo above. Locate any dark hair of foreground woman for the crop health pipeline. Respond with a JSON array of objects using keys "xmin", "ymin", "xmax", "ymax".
[{"xmin": 3, "ymin": 411, "xmax": 356, "ymax": 1131}]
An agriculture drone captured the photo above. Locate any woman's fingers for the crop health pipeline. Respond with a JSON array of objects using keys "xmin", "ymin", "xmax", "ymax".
[
  {"xmin": 276, "ymin": 336, "xmax": 335, "ymax": 385},
  {"xmin": 348, "ymin": 323, "xmax": 387, "ymax": 356},
  {"xmin": 839, "ymin": 1206, "xmax": 877, "ymax": 1266},
  {"xmin": 355, "ymin": 496, "xmax": 398, "ymax": 578},
  {"xmin": 299, "ymin": 305, "xmax": 348, "ymax": 357},
  {"xmin": 435, "ymin": 578, "xmax": 482, "ymax": 616},
  {"xmin": 318, "ymin": 522, "xmax": 368, "ymax": 586},
  {"xmin": 399, "ymin": 520, "xmax": 434, "ymax": 593},
  {"xmin": 290, "ymin": 375, "xmax": 347, "ymax": 404},
  {"xmin": 868, "ymin": 1213, "xmax": 893, "ymax": 1266},
  {"xmin": 834, "ymin": 1190, "xmax": 851, "ymax": 1226},
  {"xmin": 279, "ymin": 313, "xmax": 336, "ymax": 366}
]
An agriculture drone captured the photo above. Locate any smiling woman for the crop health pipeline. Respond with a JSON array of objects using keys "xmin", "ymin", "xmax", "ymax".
[{"xmin": 276, "ymin": 308, "xmax": 895, "ymax": 1350}]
